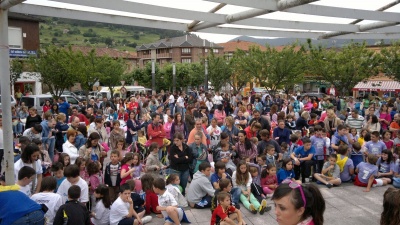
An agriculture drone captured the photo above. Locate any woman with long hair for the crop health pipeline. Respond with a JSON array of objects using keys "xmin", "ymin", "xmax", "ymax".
[
  {"xmin": 235, "ymin": 130, "xmax": 257, "ymax": 162},
  {"xmin": 272, "ymin": 182, "xmax": 325, "ymax": 225}
]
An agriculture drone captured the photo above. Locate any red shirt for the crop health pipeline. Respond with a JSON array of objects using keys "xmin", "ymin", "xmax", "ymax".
[
  {"xmin": 43, "ymin": 105, "xmax": 51, "ymax": 113},
  {"xmin": 211, "ymin": 205, "xmax": 236, "ymax": 225},
  {"xmin": 118, "ymin": 112, "xmax": 129, "ymax": 122},
  {"xmin": 69, "ymin": 113, "xmax": 89, "ymax": 125},
  {"xmin": 244, "ymin": 126, "xmax": 257, "ymax": 139},
  {"xmin": 120, "ymin": 164, "xmax": 132, "ymax": 185},
  {"xmin": 147, "ymin": 123, "xmax": 166, "ymax": 148},
  {"xmin": 127, "ymin": 101, "xmax": 138, "ymax": 112}
]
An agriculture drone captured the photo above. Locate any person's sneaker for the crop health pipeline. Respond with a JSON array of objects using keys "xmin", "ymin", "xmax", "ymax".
[
  {"xmin": 266, "ymin": 193, "xmax": 273, "ymax": 198},
  {"xmin": 234, "ymin": 203, "xmax": 240, "ymax": 209},
  {"xmin": 259, "ymin": 199, "xmax": 267, "ymax": 215},
  {"xmin": 326, "ymin": 183, "xmax": 333, "ymax": 189},
  {"xmin": 141, "ymin": 216, "xmax": 152, "ymax": 224},
  {"xmin": 249, "ymin": 204, "xmax": 257, "ymax": 214}
]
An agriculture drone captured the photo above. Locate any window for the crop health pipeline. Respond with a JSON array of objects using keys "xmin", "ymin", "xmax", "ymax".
[
  {"xmin": 205, "ymin": 49, "xmax": 208, "ymax": 53},
  {"xmin": 181, "ymin": 58, "xmax": 192, "ymax": 63},
  {"xmin": 8, "ymin": 27, "xmax": 23, "ymax": 49},
  {"xmin": 213, "ymin": 49, "xmax": 219, "ymax": 53},
  {"xmin": 66, "ymin": 97, "xmax": 79, "ymax": 104},
  {"xmin": 181, "ymin": 48, "xmax": 191, "ymax": 54}
]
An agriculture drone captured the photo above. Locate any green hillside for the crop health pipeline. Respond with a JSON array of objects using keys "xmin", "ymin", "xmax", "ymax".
[{"xmin": 39, "ymin": 17, "xmax": 185, "ymax": 52}]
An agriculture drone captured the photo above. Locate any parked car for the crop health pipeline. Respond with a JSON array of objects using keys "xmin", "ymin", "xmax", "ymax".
[
  {"xmin": 300, "ymin": 92, "xmax": 326, "ymax": 101},
  {"xmin": 252, "ymin": 87, "xmax": 268, "ymax": 95},
  {"xmin": 20, "ymin": 94, "xmax": 80, "ymax": 115},
  {"xmin": 0, "ymin": 95, "xmax": 17, "ymax": 112}
]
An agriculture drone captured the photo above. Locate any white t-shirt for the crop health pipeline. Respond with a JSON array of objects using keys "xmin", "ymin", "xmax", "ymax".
[
  {"xmin": 62, "ymin": 141, "xmax": 79, "ymax": 164},
  {"xmin": 206, "ymin": 125, "xmax": 222, "ymax": 148},
  {"xmin": 213, "ymin": 95, "xmax": 223, "ymax": 105},
  {"xmin": 31, "ymin": 192, "xmax": 63, "ymax": 225},
  {"xmin": 18, "ymin": 184, "xmax": 31, "ymax": 197},
  {"xmin": 158, "ymin": 190, "xmax": 178, "ymax": 218},
  {"xmin": 14, "ymin": 159, "xmax": 43, "ymax": 192},
  {"xmin": 169, "ymin": 95, "xmax": 175, "ymax": 104},
  {"xmin": 91, "ymin": 199, "xmax": 110, "ymax": 225},
  {"xmin": 177, "ymin": 96, "xmax": 185, "ymax": 108},
  {"xmin": 110, "ymin": 197, "xmax": 129, "ymax": 225},
  {"xmin": 57, "ymin": 177, "xmax": 89, "ymax": 204}
]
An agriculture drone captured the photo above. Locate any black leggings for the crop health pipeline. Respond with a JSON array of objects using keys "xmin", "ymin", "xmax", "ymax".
[{"xmin": 0, "ymin": 149, "xmax": 3, "ymax": 175}]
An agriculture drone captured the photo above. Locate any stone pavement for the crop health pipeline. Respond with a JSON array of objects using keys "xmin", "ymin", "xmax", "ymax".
[{"xmin": 147, "ymin": 182, "xmax": 386, "ymax": 225}]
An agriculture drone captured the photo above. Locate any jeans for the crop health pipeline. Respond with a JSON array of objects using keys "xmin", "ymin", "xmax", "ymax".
[
  {"xmin": 230, "ymin": 187, "xmax": 241, "ymax": 206},
  {"xmin": 42, "ymin": 137, "xmax": 55, "ymax": 162},
  {"xmin": 12, "ymin": 210, "xmax": 45, "ymax": 225},
  {"xmin": 169, "ymin": 103, "xmax": 175, "ymax": 115},
  {"xmin": 170, "ymin": 168, "xmax": 190, "ymax": 196},
  {"xmin": 12, "ymin": 122, "xmax": 23, "ymax": 134}
]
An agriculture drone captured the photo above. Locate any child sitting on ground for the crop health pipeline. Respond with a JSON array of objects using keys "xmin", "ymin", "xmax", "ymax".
[
  {"xmin": 313, "ymin": 154, "xmax": 342, "ymax": 188},
  {"xmin": 260, "ymin": 165, "xmax": 278, "ymax": 197},
  {"xmin": 351, "ymin": 142, "xmax": 364, "ymax": 169},
  {"xmin": 56, "ymin": 164, "xmax": 89, "ymax": 204},
  {"xmin": 126, "ymin": 180, "xmax": 152, "ymax": 223},
  {"xmin": 355, "ymin": 154, "xmax": 391, "ymax": 192},
  {"xmin": 153, "ymin": 178, "xmax": 190, "ymax": 225},
  {"xmin": 187, "ymin": 162, "xmax": 215, "ymax": 209},
  {"xmin": 211, "ymin": 192, "xmax": 245, "ymax": 225},
  {"xmin": 53, "ymin": 185, "xmax": 90, "ymax": 225},
  {"xmin": 166, "ymin": 174, "xmax": 187, "ymax": 207}
]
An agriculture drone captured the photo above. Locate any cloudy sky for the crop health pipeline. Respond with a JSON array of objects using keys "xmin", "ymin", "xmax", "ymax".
[{"xmin": 25, "ymin": 0, "xmax": 400, "ymax": 43}]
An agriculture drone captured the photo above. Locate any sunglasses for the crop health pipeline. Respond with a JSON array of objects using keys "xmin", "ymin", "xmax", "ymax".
[{"xmin": 281, "ymin": 179, "xmax": 306, "ymax": 208}]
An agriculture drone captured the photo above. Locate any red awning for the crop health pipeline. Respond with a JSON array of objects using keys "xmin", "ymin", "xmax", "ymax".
[{"xmin": 353, "ymin": 80, "xmax": 400, "ymax": 92}]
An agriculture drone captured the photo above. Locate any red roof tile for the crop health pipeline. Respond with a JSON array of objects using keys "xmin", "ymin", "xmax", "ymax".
[{"xmin": 218, "ymin": 40, "xmax": 267, "ymax": 52}]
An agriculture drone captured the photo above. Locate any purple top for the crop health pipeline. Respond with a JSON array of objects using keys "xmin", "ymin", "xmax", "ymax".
[
  {"xmin": 365, "ymin": 141, "xmax": 387, "ymax": 156},
  {"xmin": 356, "ymin": 162, "xmax": 378, "ymax": 184},
  {"xmin": 377, "ymin": 158, "xmax": 395, "ymax": 174},
  {"xmin": 311, "ymin": 136, "xmax": 325, "ymax": 160},
  {"xmin": 339, "ymin": 155, "xmax": 354, "ymax": 182}
]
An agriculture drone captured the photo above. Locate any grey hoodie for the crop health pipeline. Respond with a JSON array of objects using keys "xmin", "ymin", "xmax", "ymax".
[{"xmin": 186, "ymin": 171, "xmax": 215, "ymax": 204}]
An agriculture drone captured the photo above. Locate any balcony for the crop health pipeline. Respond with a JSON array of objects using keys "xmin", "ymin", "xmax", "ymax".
[{"xmin": 157, "ymin": 52, "xmax": 172, "ymax": 58}]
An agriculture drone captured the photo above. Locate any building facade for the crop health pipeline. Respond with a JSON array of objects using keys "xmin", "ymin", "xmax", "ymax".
[{"xmin": 136, "ymin": 34, "xmax": 223, "ymax": 68}]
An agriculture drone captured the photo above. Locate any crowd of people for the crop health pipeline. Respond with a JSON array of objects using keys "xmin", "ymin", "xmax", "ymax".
[{"xmin": 0, "ymin": 87, "xmax": 400, "ymax": 225}]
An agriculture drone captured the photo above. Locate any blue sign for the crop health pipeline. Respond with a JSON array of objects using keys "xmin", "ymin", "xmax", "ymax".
[{"xmin": 9, "ymin": 49, "xmax": 37, "ymax": 58}]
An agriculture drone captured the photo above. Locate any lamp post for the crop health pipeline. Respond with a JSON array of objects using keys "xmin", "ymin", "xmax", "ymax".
[
  {"xmin": 204, "ymin": 59, "xmax": 208, "ymax": 92},
  {"xmin": 151, "ymin": 60, "xmax": 155, "ymax": 92},
  {"xmin": 172, "ymin": 63, "xmax": 176, "ymax": 92}
]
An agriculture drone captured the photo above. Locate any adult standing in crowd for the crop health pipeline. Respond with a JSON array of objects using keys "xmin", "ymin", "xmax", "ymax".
[{"xmin": 169, "ymin": 133, "xmax": 193, "ymax": 196}]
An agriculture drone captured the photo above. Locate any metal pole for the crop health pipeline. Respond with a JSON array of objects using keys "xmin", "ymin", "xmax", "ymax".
[
  {"xmin": 0, "ymin": 9, "xmax": 15, "ymax": 185},
  {"xmin": 204, "ymin": 59, "xmax": 208, "ymax": 92},
  {"xmin": 151, "ymin": 60, "xmax": 155, "ymax": 92},
  {"xmin": 172, "ymin": 63, "xmax": 176, "ymax": 92}
]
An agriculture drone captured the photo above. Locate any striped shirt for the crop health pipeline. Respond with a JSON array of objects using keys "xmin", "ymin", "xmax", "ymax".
[{"xmin": 346, "ymin": 115, "xmax": 364, "ymax": 133}]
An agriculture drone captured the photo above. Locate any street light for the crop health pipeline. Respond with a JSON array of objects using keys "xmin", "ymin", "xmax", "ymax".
[
  {"xmin": 172, "ymin": 63, "xmax": 176, "ymax": 92},
  {"xmin": 151, "ymin": 60, "xmax": 155, "ymax": 92},
  {"xmin": 204, "ymin": 59, "xmax": 208, "ymax": 92}
]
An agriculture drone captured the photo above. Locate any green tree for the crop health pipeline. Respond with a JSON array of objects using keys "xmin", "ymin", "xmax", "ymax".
[
  {"xmin": 9, "ymin": 58, "xmax": 23, "ymax": 87},
  {"xmin": 98, "ymin": 56, "xmax": 126, "ymax": 98},
  {"xmin": 71, "ymin": 48, "xmax": 101, "ymax": 100},
  {"xmin": 29, "ymin": 46, "xmax": 77, "ymax": 98},
  {"xmin": 207, "ymin": 52, "xmax": 231, "ymax": 91},
  {"xmin": 307, "ymin": 41, "xmax": 381, "ymax": 96},
  {"xmin": 381, "ymin": 41, "xmax": 400, "ymax": 82}
]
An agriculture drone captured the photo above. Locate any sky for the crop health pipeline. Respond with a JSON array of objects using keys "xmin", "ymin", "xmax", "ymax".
[{"xmin": 24, "ymin": 0, "xmax": 400, "ymax": 43}]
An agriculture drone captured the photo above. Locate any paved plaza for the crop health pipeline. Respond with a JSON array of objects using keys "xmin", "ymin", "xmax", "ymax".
[{"xmin": 147, "ymin": 182, "xmax": 386, "ymax": 225}]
